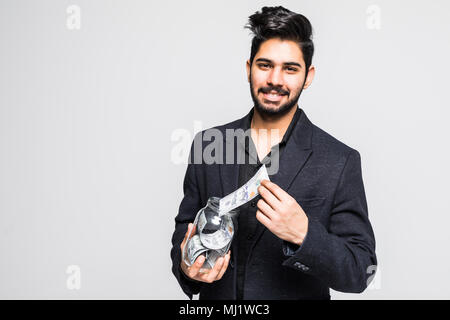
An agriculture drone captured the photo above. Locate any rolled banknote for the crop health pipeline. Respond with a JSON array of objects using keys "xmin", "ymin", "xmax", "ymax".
[
  {"xmin": 184, "ymin": 166, "xmax": 269, "ymax": 268},
  {"xmin": 219, "ymin": 164, "xmax": 270, "ymax": 215},
  {"xmin": 198, "ymin": 211, "xmax": 234, "ymax": 250},
  {"xmin": 204, "ymin": 245, "xmax": 230, "ymax": 269},
  {"xmin": 186, "ymin": 234, "xmax": 209, "ymax": 266}
]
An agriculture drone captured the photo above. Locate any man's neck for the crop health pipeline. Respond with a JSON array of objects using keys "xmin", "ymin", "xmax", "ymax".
[{"xmin": 250, "ymin": 104, "xmax": 298, "ymax": 138}]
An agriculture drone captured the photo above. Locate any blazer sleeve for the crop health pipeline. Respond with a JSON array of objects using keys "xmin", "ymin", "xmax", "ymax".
[
  {"xmin": 282, "ymin": 149, "xmax": 377, "ymax": 293},
  {"xmin": 170, "ymin": 133, "xmax": 204, "ymax": 299}
]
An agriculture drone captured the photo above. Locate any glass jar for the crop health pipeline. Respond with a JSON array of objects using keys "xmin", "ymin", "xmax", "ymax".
[{"xmin": 182, "ymin": 197, "xmax": 237, "ymax": 270}]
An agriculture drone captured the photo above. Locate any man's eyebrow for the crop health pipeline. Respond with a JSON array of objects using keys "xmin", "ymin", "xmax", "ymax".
[
  {"xmin": 255, "ymin": 58, "xmax": 302, "ymax": 68},
  {"xmin": 255, "ymin": 58, "xmax": 272, "ymax": 64},
  {"xmin": 284, "ymin": 62, "xmax": 302, "ymax": 68}
]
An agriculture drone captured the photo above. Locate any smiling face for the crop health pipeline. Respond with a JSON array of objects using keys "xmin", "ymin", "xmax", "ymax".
[{"xmin": 246, "ymin": 38, "xmax": 315, "ymax": 116}]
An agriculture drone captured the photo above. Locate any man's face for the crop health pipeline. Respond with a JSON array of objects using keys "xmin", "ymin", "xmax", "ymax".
[{"xmin": 246, "ymin": 38, "xmax": 315, "ymax": 116}]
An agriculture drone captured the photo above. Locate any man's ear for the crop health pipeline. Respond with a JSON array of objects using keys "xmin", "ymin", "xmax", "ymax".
[
  {"xmin": 303, "ymin": 65, "xmax": 315, "ymax": 90},
  {"xmin": 246, "ymin": 60, "xmax": 251, "ymax": 83}
]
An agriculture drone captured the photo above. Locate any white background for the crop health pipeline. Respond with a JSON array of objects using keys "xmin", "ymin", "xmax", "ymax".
[{"xmin": 1, "ymin": 0, "xmax": 449, "ymax": 299}]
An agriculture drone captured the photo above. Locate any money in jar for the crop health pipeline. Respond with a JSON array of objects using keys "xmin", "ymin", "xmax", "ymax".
[
  {"xmin": 197, "ymin": 201, "xmax": 235, "ymax": 250},
  {"xmin": 199, "ymin": 214, "xmax": 234, "ymax": 250},
  {"xmin": 186, "ymin": 234, "xmax": 209, "ymax": 266},
  {"xmin": 204, "ymin": 245, "xmax": 230, "ymax": 269},
  {"xmin": 182, "ymin": 197, "xmax": 237, "ymax": 269}
]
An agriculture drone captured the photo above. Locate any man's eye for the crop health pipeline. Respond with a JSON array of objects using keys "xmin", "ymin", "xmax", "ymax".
[
  {"xmin": 259, "ymin": 64, "xmax": 271, "ymax": 69},
  {"xmin": 286, "ymin": 67, "xmax": 298, "ymax": 72}
]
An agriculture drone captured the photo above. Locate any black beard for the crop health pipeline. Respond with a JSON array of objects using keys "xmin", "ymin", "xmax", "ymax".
[{"xmin": 249, "ymin": 78, "xmax": 303, "ymax": 117}]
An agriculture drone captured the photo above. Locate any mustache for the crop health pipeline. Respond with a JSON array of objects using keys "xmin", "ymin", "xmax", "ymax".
[{"xmin": 259, "ymin": 86, "xmax": 289, "ymax": 95}]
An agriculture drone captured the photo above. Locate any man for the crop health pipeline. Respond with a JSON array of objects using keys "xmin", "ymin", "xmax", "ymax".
[{"xmin": 170, "ymin": 6, "xmax": 377, "ymax": 300}]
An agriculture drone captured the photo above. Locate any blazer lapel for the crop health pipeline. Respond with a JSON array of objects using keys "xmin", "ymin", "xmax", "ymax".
[
  {"xmin": 219, "ymin": 109, "xmax": 252, "ymax": 271},
  {"xmin": 218, "ymin": 108, "xmax": 314, "ymax": 269},
  {"xmin": 249, "ymin": 108, "xmax": 314, "ymax": 253},
  {"xmin": 219, "ymin": 109, "xmax": 253, "ymax": 198}
]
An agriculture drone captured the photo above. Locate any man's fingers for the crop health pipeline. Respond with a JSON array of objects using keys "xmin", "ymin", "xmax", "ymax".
[
  {"xmin": 261, "ymin": 179, "xmax": 289, "ymax": 202},
  {"xmin": 180, "ymin": 223, "xmax": 192, "ymax": 250},
  {"xmin": 185, "ymin": 253, "xmax": 231, "ymax": 283},
  {"xmin": 257, "ymin": 199, "xmax": 276, "ymax": 220},
  {"xmin": 180, "ymin": 222, "xmax": 229, "ymax": 283},
  {"xmin": 206, "ymin": 257, "xmax": 224, "ymax": 283},
  {"xmin": 258, "ymin": 183, "xmax": 281, "ymax": 210},
  {"xmin": 188, "ymin": 254, "xmax": 205, "ymax": 277},
  {"xmin": 181, "ymin": 223, "xmax": 197, "ymax": 250},
  {"xmin": 216, "ymin": 251, "xmax": 231, "ymax": 280},
  {"xmin": 256, "ymin": 209, "xmax": 273, "ymax": 229},
  {"xmin": 189, "ymin": 224, "xmax": 197, "ymax": 238}
]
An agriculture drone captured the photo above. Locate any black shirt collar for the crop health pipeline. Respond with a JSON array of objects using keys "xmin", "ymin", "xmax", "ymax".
[
  {"xmin": 242, "ymin": 107, "xmax": 301, "ymax": 165},
  {"xmin": 244, "ymin": 106, "xmax": 301, "ymax": 146}
]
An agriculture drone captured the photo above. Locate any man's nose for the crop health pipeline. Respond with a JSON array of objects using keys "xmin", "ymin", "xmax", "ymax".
[{"xmin": 267, "ymin": 67, "xmax": 284, "ymax": 87}]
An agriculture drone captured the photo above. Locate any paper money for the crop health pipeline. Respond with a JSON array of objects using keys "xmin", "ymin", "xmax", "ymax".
[
  {"xmin": 197, "ymin": 207, "xmax": 222, "ymax": 235},
  {"xmin": 198, "ymin": 212, "xmax": 234, "ymax": 250},
  {"xmin": 184, "ymin": 166, "xmax": 269, "ymax": 268},
  {"xmin": 185, "ymin": 232, "xmax": 232, "ymax": 267},
  {"xmin": 219, "ymin": 164, "xmax": 270, "ymax": 215},
  {"xmin": 186, "ymin": 234, "xmax": 209, "ymax": 265},
  {"xmin": 204, "ymin": 246, "xmax": 229, "ymax": 269},
  {"xmin": 185, "ymin": 211, "xmax": 234, "ymax": 266}
]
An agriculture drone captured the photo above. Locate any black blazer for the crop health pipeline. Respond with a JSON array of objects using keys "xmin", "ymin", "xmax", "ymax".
[{"xmin": 170, "ymin": 108, "xmax": 377, "ymax": 300}]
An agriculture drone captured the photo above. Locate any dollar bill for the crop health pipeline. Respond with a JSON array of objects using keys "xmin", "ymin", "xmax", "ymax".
[
  {"xmin": 199, "ymin": 213, "xmax": 234, "ymax": 250},
  {"xmin": 197, "ymin": 209, "xmax": 221, "ymax": 235},
  {"xmin": 204, "ymin": 247, "xmax": 229, "ymax": 269},
  {"xmin": 186, "ymin": 234, "xmax": 231, "ymax": 268},
  {"xmin": 219, "ymin": 164, "xmax": 270, "ymax": 215},
  {"xmin": 186, "ymin": 234, "xmax": 209, "ymax": 266},
  {"xmin": 185, "ymin": 163, "xmax": 269, "ymax": 268}
]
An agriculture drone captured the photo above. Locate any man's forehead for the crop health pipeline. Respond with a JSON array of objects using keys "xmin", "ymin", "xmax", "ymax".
[{"xmin": 255, "ymin": 38, "xmax": 304, "ymax": 65}]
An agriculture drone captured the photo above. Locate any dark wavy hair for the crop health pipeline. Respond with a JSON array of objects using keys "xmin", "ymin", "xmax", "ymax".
[{"xmin": 245, "ymin": 6, "xmax": 314, "ymax": 75}]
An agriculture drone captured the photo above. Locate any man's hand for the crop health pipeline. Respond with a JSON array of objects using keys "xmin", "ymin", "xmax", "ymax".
[
  {"xmin": 180, "ymin": 223, "xmax": 231, "ymax": 283},
  {"xmin": 256, "ymin": 180, "xmax": 309, "ymax": 246}
]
